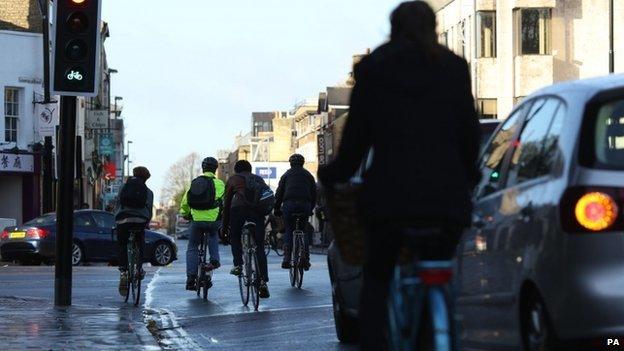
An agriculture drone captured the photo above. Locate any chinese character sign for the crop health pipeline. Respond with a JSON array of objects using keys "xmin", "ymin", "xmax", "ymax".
[{"xmin": 0, "ymin": 153, "xmax": 34, "ymax": 173}]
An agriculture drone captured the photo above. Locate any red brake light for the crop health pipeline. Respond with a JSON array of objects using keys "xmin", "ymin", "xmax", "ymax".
[
  {"xmin": 418, "ymin": 269, "xmax": 453, "ymax": 285},
  {"xmin": 26, "ymin": 228, "xmax": 49, "ymax": 239},
  {"xmin": 0, "ymin": 230, "xmax": 8, "ymax": 240}
]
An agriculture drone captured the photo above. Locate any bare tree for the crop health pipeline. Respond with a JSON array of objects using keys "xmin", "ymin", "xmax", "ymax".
[{"xmin": 161, "ymin": 152, "xmax": 202, "ymax": 210}]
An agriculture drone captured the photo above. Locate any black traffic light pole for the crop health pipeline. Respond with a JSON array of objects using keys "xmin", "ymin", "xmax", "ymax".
[{"xmin": 55, "ymin": 96, "xmax": 77, "ymax": 306}]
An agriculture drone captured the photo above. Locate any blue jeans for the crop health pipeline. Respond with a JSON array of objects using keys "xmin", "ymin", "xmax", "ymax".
[
  {"xmin": 282, "ymin": 201, "xmax": 313, "ymax": 248},
  {"xmin": 187, "ymin": 221, "xmax": 220, "ymax": 276}
]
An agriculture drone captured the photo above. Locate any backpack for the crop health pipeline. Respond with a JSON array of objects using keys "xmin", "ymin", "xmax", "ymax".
[
  {"xmin": 119, "ymin": 177, "xmax": 148, "ymax": 208},
  {"xmin": 240, "ymin": 174, "xmax": 275, "ymax": 216},
  {"xmin": 187, "ymin": 176, "xmax": 217, "ymax": 210}
]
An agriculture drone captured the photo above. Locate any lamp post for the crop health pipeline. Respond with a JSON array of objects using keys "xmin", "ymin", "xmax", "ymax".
[
  {"xmin": 126, "ymin": 140, "xmax": 133, "ymax": 178},
  {"xmin": 609, "ymin": 0, "xmax": 615, "ymax": 73}
]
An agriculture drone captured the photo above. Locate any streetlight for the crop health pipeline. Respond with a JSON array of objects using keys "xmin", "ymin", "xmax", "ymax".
[
  {"xmin": 126, "ymin": 140, "xmax": 133, "ymax": 178},
  {"xmin": 107, "ymin": 68, "xmax": 118, "ymax": 131}
]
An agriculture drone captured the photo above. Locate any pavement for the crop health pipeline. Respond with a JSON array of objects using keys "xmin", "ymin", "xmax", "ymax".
[{"xmin": 0, "ymin": 240, "xmax": 353, "ymax": 350}]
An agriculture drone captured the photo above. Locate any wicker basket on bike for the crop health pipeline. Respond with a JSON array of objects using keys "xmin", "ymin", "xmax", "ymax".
[{"xmin": 323, "ymin": 183, "xmax": 366, "ymax": 266}]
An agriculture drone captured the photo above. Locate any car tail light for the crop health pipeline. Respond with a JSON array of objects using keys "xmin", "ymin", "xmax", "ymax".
[
  {"xmin": 561, "ymin": 186, "xmax": 624, "ymax": 232},
  {"xmin": 418, "ymin": 269, "xmax": 453, "ymax": 285},
  {"xmin": 575, "ymin": 192, "xmax": 618, "ymax": 231},
  {"xmin": 0, "ymin": 230, "xmax": 8, "ymax": 240},
  {"xmin": 26, "ymin": 228, "xmax": 49, "ymax": 239}
]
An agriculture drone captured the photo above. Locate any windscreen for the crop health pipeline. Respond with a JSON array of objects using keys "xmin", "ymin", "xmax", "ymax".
[{"xmin": 592, "ymin": 99, "xmax": 624, "ymax": 168}]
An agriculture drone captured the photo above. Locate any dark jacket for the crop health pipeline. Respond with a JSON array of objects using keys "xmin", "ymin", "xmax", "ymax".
[
  {"xmin": 115, "ymin": 178, "xmax": 154, "ymax": 222},
  {"xmin": 222, "ymin": 171, "xmax": 265, "ymax": 226},
  {"xmin": 318, "ymin": 40, "xmax": 480, "ymax": 227},
  {"xmin": 274, "ymin": 166, "xmax": 317, "ymax": 210}
]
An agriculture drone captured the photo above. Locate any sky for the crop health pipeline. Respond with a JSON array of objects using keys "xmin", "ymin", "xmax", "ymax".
[{"xmin": 101, "ymin": 0, "xmax": 406, "ymax": 202}]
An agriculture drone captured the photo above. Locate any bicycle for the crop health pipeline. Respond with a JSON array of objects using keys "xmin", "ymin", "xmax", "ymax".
[
  {"xmin": 264, "ymin": 219, "xmax": 284, "ymax": 257},
  {"xmin": 196, "ymin": 232, "xmax": 214, "ymax": 300},
  {"xmin": 239, "ymin": 221, "xmax": 260, "ymax": 311},
  {"xmin": 387, "ymin": 229, "xmax": 456, "ymax": 351},
  {"xmin": 289, "ymin": 213, "xmax": 306, "ymax": 289},
  {"xmin": 124, "ymin": 229, "xmax": 143, "ymax": 307}
]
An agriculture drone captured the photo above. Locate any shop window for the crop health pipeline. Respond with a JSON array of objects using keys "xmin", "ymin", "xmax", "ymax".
[
  {"xmin": 515, "ymin": 8, "xmax": 552, "ymax": 55},
  {"xmin": 477, "ymin": 11, "xmax": 496, "ymax": 58}
]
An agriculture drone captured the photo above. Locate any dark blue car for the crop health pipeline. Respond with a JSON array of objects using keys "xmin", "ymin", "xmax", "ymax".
[{"xmin": 0, "ymin": 210, "xmax": 177, "ymax": 266}]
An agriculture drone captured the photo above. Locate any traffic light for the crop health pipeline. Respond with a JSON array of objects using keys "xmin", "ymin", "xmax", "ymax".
[{"xmin": 51, "ymin": 0, "xmax": 102, "ymax": 97}]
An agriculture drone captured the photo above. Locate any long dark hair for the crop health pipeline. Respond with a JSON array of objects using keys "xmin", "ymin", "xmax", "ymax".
[{"xmin": 390, "ymin": 1, "xmax": 441, "ymax": 61}]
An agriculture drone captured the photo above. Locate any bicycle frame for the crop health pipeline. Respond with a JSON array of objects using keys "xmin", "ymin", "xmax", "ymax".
[{"xmin": 125, "ymin": 229, "xmax": 143, "ymax": 306}]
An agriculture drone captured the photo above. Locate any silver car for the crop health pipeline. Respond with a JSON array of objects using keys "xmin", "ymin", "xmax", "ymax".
[{"xmin": 456, "ymin": 74, "xmax": 624, "ymax": 350}]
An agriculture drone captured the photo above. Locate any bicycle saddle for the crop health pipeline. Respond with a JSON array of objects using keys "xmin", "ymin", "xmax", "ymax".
[{"xmin": 243, "ymin": 221, "xmax": 256, "ymax": 227}]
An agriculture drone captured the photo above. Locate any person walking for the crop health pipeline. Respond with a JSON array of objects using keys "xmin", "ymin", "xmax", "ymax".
[
  {"xmin": 318, "ymin": 1, "xmax": 481, "ymax": 349},
  {"xmin": 273, "ymin": 154, "xmax": 316, "ymax": 270},
  {"xmin": 221, "ymin": 160, "xmax": 270, "ymax": 298},
  {"xmin": 180, "ymin": 157, "xmax": 225, "ymax": 291},
  {"xmin": 115, "ymin": 166, "xmax": 154, "ymax": 296}
]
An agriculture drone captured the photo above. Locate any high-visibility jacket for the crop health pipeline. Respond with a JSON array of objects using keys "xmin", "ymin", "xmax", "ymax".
[{"xmin": 180, "ymin": 172, "xmax": 225, "ymax": 222}]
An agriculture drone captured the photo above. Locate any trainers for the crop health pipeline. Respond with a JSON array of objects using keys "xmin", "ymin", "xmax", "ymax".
[
  {"xmin": 230, "ymin": 265, "xmax": 242, "ymax": 276},
  {"xmin": 209, "ymin": 260, "xmax": 221, "ymax": 269},
  {"xmin": 118, "ymin": 271, "xmax": 128, "ymax": 297},
  {"xmin": 186, "ymin": 275, "xmax": 197, "ymax": 290},
  {"xmin": 259, "ymin": 283, "xmax": 270, "ymax": 298}
]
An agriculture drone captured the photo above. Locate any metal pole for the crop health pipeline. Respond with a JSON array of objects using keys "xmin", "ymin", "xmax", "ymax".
[
  {"xmin": 55, "ymin": 96, "xmax": 76, "ymax": 306},
  {"xmin": 610, "ymin": 0, "xmax": 615, "ymax": 73},
  {"xmin": 37, "ymin": 0, "xmax": 52, "ymax": 103}
]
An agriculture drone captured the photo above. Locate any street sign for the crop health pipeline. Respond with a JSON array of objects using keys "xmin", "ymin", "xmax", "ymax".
[
  {"xmin": 0, "ymin": 153, "xmax": 34, "ymax": 173},
  {"xmin": 35, "ymin": 103, "xmax": 59, "ymax": 137},
  {"xmin": 51, "ymin": 0, "xmax": 102, "ymax": 97},
  {"xmin": 86, "ymin": 110, "xmax": 108, "ymax": 129},
  {"xmin": 255, "ymin": 167, "xmax": 277, "ymax": 179}
]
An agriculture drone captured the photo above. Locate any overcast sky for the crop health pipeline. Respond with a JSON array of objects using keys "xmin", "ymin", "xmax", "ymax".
[{"xmin": 102, "ymin": 0, "xmax": 406, "ymax": 202}]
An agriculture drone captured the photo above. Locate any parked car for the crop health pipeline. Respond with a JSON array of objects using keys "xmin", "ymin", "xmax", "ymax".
[
  {"xmin": 0, "ymin": 210, "xmax": 177, "ymax": 266},
  {"xmin": 456, "ymin": 74, "xmax": 624, "ymax": 350},
  {"xmin": 327, "ymin": 118, "xmax": 503, "ymax": 343},
  {"xmin": 175, "ymin": 214, "xmax": 191, "ymax": 239}
]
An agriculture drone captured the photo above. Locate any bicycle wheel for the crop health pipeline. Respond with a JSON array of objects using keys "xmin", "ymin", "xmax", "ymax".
[
  {"xmin": 132, "ymin": 241, "xmax": 142, "ymax": 307},
  {"xmin": 250, "ymin": 247, "xmax": 260, "ymax": 311},
  {"xmin": 388, "ymin": 266, "xmax": 423, "ymax": 351},
  {"xmin": 426, "ymin": 286, "xmax": 453, "ymax": 351},
  {"xmin": 295, "ymin": 237, "xmax": 304, "ymax": 289},
  {"xmin": 239, "ymin": 231, "xmax": 250, "ymax": 306},
  {"xmin": 197, "ymin": 236, "xmax": 206, "ymax": 298},
  {"xmin": 289, "ymin": 239, "xmax": 298, "ymax": 287},
  {"xmin": 125, "ymin": 242, "xmax": 134, "ymax": 303}
]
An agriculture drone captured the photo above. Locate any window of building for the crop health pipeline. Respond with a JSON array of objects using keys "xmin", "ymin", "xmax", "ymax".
[
  {"xmin": 440, "ymin": 31, "xmax": 448, "ymax": 47},
  {"xmin": 253, "ymin": 120, "xmax": 272, "ymax": 136},
  {"xmin": 4, "ymin": 88, "xmax": 19, "ymax": 143},
  {"xmin": 458, "ymin": 20, "xmax": 466, "ymax": 58},
  {"xmin": 477, "ymin": 11, "xmax": 496, "ymax": 58},
  {"xmin": 515, "ymin": 8, "xmax": 552, "ymax": 55},
  {"xmin": 477, "ymin": 99, "xmax": 497, "ymax": 119}
]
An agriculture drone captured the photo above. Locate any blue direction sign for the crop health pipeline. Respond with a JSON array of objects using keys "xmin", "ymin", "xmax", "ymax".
[
  {"xmin": 99, "ymin": 133, "xmax": 114, "ymax": 156},
  {"xmin": 255, "ymin": 167, "xmax": 277, "ymax": 179}
]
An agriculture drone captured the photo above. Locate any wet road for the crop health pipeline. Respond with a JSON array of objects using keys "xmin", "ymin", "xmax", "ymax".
[{"xmin": 146, "ymin": 240, "xmax": 354, "ymax": 350}]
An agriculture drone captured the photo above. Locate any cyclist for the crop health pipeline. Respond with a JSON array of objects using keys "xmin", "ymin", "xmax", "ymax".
[
  {"xmin": 221, "ymin": 160, "xmax": 270, "ymax": 298},
  {"xmin": 274, "ymin": 154, "xmax": 316, "ymax": 270},
  {"xmin": 180, "ymin": 157, "xmax": 225, "ymax": 291},
  {"xmin": 318, "ymin": 1, "xmax": 480, "ymax": 349},
  {"xmin": 115, "ymin": 166, "xmax": 154, "ymax": 297}
]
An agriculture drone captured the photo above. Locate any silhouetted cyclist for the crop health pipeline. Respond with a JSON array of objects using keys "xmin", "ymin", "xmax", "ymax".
[
  {"xmin": 318, "ymin": 1, "xmax": 481, "ymax": 349},
  {"xmin": 274, "ymin": 154, "xmax": 316, "ymax": 270}
]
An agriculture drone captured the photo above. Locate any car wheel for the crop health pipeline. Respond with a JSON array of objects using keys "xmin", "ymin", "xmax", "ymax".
[
  {"xmin": 72, "ymin": 242, "xmax": 84, "ymax": 266},
  {"xmin": 521, "ymin": 291, "xmax": 558, "ymax": 351},
  {"xmin": 151, "ymin": 242, "xmax": 173, "ymax": 266}
]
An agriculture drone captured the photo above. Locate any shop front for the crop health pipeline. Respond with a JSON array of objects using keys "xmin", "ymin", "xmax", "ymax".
[{"xmin": 0, "ymin": 152, "xmax": 41, "ymax": 225}]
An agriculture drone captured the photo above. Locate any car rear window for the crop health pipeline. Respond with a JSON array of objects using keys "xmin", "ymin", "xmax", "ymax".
[
  {"xmin": 590, "ymin": 98, "xmax": 624, "ymax": 168},
  {"xmin": 24, "ymin": 214, "xmax": 56, "ymax": 226}
]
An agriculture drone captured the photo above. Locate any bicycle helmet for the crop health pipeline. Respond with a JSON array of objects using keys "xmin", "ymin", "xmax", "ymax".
[
  {"xmin": 289, "ymin": 154, "xmax": 305, "ymax": 167},
  {"xmin": 201, "ymin": 157, "xmax": 219, "ymax": 172}
]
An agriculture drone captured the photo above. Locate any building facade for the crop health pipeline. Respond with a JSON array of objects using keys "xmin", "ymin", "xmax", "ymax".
[{"xmin": 433, "ymin": 0, "xmax": 624, "ymax": 119}]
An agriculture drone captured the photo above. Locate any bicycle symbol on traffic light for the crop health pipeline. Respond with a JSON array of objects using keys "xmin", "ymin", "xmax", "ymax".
[{"xmin": 66, "ymin": 70, "xmax": 84, "ymax": 81}]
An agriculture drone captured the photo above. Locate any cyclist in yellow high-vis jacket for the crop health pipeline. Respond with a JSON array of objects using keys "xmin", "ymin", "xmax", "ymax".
[{"xmin": 180, "ymin": 157, "xmax": 225, "ymax": 290}]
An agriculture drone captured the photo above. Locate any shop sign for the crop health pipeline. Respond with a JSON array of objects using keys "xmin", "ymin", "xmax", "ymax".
[
  {"xmin": 35, "ymin": 103, "xmax": 59, "ymax": 137},
  {"xmin": 0, "ymin": 153, "xmax": 34, "ymax": 173},
  {"xmin": 317, "ymin": 133, "xmax": 326, "ymax": 165},
  {"xmin": 86, "ymin": 110, "xmax": 108, "ymax": 130},
  {"xmin": 99, "ymin": 133, "xmax": 114, "ymax": 156}
]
